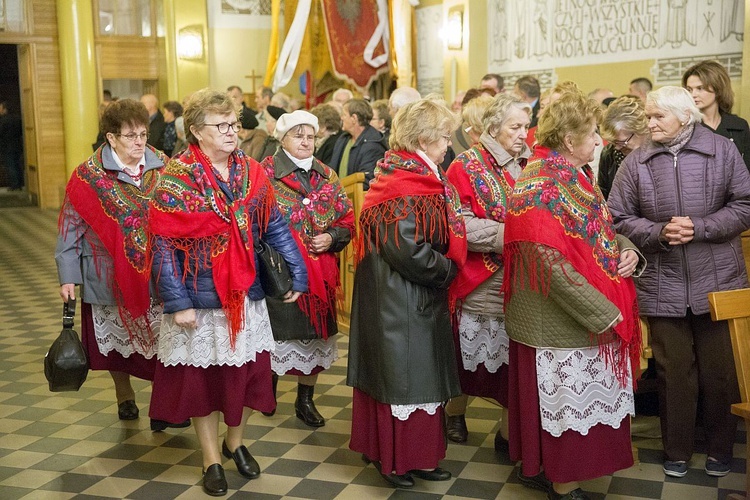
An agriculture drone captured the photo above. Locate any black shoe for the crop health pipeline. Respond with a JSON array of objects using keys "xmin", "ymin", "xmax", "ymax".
[
  {"xmin": 494, "ymin": 430, "xmax": 509, "ymax": 452},
  {"xmin": 202, "ymin": 463, "xmax": 228, "ymax": 496},
  {"xmin": 117, "ymin": 400, "xmax": 139, "ymax": 420},
  {"xmin": 548, "ymin": 487, "xmax": 589, "ymax": 500},
  {"xmin": 150, "ymin": 418, "xmax": 191, "ymax": 432},
  {"xmin": 295, "ymin": 383, "xmax": 325, "ymax": 427},
  {"xmin": 445, "ymin": 414, "xmax": 468, "ymax": 443},
  {"xmin": 517, "ymin": 469, "xmax": 552, "ymax": 492},
  {"xmin": 262, "ymin": 373, "xmax": 279, "ymax": 417},
  {"xmin": 409, "ymin": 467, "xmax": 451, "ymax": 481},
  {"xmin": 222, "ymin": 440, "xmax": 260, "ymax": 479},
  {"xmin": 362, "ymin": 454, "xmax": 414, "ymax": 488}
]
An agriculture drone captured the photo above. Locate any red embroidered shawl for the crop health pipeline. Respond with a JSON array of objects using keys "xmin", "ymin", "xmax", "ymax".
[
  {"xmin": 447, "ymin": 144, "xmax": 518, "ymax": 302},
  {"xmin": 148, "ymin": 144, "xmax": 276, "ymax": 347},
  {"xmin": 59, "ymin": 144, "xmax": 166, "ymax": 350},
  {"xmin": 357, "ymin": 150, "xmax": 467, "ymax": 268},
  {"xmin": 260, "ymin": 156, "xmax": 354, "ymax": 338},
  {"xmin": 503, "ymin": 146, "xmax": 641, "ymax": 386}
]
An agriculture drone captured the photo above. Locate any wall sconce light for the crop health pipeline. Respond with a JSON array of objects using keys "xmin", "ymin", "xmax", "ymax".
[
  {"xmin": 446, "ymin": 8, "xmax": 463, "ymax": 50},
  {"xmin": 177, "ymin": 25, "xmax": 204, "ymax": 61}
]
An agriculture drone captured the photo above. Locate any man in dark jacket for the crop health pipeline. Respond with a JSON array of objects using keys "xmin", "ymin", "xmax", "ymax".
[
  {"xmin": 140, "ymin": 94, "xmax": 166, "ymax": 152},
  {"xmin": 329, "ymin": 99, "xmax": 386, "ymax": 188}
]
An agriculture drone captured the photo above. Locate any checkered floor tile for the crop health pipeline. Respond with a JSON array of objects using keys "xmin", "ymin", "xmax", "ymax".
[{"xmin": 0, "ymin": 207, "xmax": 745, "ymax": 499}]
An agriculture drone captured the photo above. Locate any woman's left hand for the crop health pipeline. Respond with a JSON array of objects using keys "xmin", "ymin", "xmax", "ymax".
[
  {"xmin": 310, "ymin": 233, "xmax": 333, "ymax": 254},
  {"xmin": 282, "ymin": 290, "xmax": 302, "ymax": 303},
  {"xmin": 618, "ymin": 249, "xmax": 639, "ymax": 278}
]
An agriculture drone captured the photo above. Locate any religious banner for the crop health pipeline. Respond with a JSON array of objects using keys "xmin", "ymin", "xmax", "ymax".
[
  {"xmin": 320, "ymin": 0, "xmax": 390, "ymax": 91},
  {"xmin": 487, "ymin": 0, "xmax": 744, "ymax": 73}
]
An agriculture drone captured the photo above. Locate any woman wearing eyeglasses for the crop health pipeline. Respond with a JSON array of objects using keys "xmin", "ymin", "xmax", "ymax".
[
  {"xmin": 597, "ymin": 96, "xmax": 648, "ymax": 200},
  {"xmin": 148, "ymin": 89, "xmax": 307, "ymax": 496},
  {"xmin": 56, "ymin": 99, "xmax": 172, "ymax": 426}
]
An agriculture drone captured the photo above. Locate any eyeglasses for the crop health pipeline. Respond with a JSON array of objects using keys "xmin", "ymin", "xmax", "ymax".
[
  {"xmin": 441, "ymin": 134, "xmax": 452, "ymax": 141},
  {"xmin": 117, "ymin": 132, "xmax": 149, "ymax": 142},
  {"xmin": 613, "ymin": 133, "xmax": 635, "ymax": 148},
  {"xmin": 204, "ymin": 122, "xmax": 242, "ymax": 134},
  {"xmin": 289, "ymin": 134, "xmax": 315, "ymax": 142}
]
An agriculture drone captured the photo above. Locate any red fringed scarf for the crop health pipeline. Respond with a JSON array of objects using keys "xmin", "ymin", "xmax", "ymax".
[
  {"xmin": 447, "ymin": 144, "xmax": 519, "ymax": 303},
  {"xmin": 59, "ymin": 144, "xmax": 166, "ymax": 352},
  {"xmin": 147, "ymin": 144, "xmax": 276, "ymax": 348},
  {"xmin": 503, "ymin": 146, "xmax": 641, "ymax": 387},
  {"xmin": 356, "ymin": 150, "xmax": 467, "ymax": 268},
  {"xmin": 260, "ymin": 156, "xmax": 354, "ymax": 338}
]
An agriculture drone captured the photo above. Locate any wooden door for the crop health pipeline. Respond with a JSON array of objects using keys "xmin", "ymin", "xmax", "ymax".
[{"xmin": 17, "ymin": 44, "xmax": 39, "ymax": 204}]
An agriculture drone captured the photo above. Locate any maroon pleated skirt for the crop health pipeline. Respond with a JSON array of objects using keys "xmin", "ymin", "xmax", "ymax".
[
  {"xmin": 455, "ymin": 333, "xmax": 509, "ymax": 407},
  {"xmin": 81, "ymin": 302, "xmax": 155, "ymax": 381},
  {"xmin": 508, "ymin": 340, "xmax": 633, "ymax": 483},
  {"xmin": 349, "ymin": 388, "xmax": 446, "ymax": 476},
  {"xmin": 149, "ymin": 351, "xmax": 275, "ymax": 426}
]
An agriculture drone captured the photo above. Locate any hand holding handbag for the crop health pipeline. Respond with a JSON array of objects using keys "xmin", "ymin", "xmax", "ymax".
[
  {"xmin": 44, "ymin": 299, "xmax": 89, "ymax": 392},
  {"xmin": 255, "ymin": 239, "xmax": 293, "ymax": 299}
]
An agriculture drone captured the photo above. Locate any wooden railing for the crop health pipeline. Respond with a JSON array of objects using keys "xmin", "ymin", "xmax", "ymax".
[
  {"xmin": 708, "ymin": 288, "xmax": 750, "ymax": 498},
  {"xmin": 336, "ymin": 173, "xmax": 365, "ymax": 334}
]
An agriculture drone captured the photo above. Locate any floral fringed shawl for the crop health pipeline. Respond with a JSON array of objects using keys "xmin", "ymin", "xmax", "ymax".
[
  {"xmin": 503, "ymin": 146, "xmax": 641, "ymax": 387},
  {"xmin": 356, "ymin": 150, "xmax": 467, "ymax": 269},
  {"xmin": 59, "ymin": 144, "xmax": 166, "ymax": 352},
  {"xmin": 148, "ymin": 144, "xmax": 276, "ymax": 348},
  {"xmin": 260, "ymin": 156, "xmax": 354, "ymax": 339},
  {"xmin": 447, "ymin": 144, "xmax": 517, "ymax": 302}
]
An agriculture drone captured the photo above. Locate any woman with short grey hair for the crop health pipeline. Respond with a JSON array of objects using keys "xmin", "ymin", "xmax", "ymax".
[{"xmin": 609, "ymin": 85, "xmax": 750, "ymax": 479}]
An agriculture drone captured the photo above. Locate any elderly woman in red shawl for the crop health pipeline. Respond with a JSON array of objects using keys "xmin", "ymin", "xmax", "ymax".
[
  {"xmin": 56, "ymin": 99, "xmax": 177, "ymax": 429},
  {"xmin": 347, "ymin": 96, "xmax": 467, "ymax": 489},
  {"xmin": 147, "ymin": 89, "xmax": 307, "ymax": 496},
  {"xmin": 503, "ymin": 90, "xmax": 645, "ymax": 500},
  {"xmin": 445, "ymin": 93, "xmax": 549, "ymax": 487},
  {"xmin": 259, "ymin": 110, "xmax": 354, "ymax": 428}
]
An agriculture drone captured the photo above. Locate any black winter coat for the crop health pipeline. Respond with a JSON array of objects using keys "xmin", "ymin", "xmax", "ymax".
[
  {"xmin": 709, "ymin": 112, "xmax": 750, "ymax": 170},
  {"xmin": 346, "ymin": 194, "xmax": 460, "ymax": 405},
  {"xmin": 329, "ymin": 125, "xmax": 386, "ymax": 188}
]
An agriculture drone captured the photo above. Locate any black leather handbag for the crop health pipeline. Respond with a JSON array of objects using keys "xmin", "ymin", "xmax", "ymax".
[
  {"xmin": 44, "ymin": 299, "xmax": 89, "ymax": 392},
  {"xmin": 255, "ymin": 239, "xmax": 293, "ymax": 299}
]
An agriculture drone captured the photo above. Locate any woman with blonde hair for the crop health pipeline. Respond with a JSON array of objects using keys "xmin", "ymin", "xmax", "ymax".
[
  {"xmin": 347, "ymin": 96, "xmax": 467, "ymax": 488},
  {"xmin": 504, "ymin": 89, "xmax": 644, "ymax": 500},
  {"xmin": 451, "ymin": 92, "xmax": 495, "ymax": 156},
  {"xmin": 597, "ymin": 96, "xmax": 649, "ymax": 199}
]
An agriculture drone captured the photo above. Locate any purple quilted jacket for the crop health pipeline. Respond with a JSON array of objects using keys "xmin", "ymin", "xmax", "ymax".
[{"xmin": 608, "ymin": 124, "xmax": 750, "ymax": 317}]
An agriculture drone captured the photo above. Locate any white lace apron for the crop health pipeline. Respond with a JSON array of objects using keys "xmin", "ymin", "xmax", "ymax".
[
  {"xmin": 91, "ymin": 303, "xmax": 160, "ymax": 359},
  {"xmin": 391, "ymin": 402, "xmax": 442, "ymax": 421},
  {"xmin": 536, "ymin": 346, "xmax": 634, "ymax": 437},
  {"xmin": 458, "ymin": 312, "xmax": 509, "ymax": 372},
  {"xmin": 271, "ymin": 337, "xmax": 339, "ymax": 375},
  {"xmin": 157, "ymin": 298, "xmax": 274, "ymax": 368}
]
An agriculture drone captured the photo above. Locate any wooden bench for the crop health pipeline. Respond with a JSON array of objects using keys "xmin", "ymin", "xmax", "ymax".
[
  {"xmin": 337, "ymin": 172, "xmax": 365, "ymax": 334},
  {"xmin": 708, "ymin": 287, "xmax": 750, "ymax": 498}
]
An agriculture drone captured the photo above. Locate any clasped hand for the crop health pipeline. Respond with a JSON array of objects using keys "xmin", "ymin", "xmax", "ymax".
[{"xmin": 660, "ymin": 216, "xmax": 694, "ymax": 245}]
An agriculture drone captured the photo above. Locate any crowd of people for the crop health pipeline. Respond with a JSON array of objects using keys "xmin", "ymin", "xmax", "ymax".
[{"xmin": 55, "ymin": 61, "xmax": 750, "ymax": 499}]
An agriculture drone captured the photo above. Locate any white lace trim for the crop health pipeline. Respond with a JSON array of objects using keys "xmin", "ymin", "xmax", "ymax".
[
  {"xmin": 390, "ymin": 402, "xmax": 441, "ymax": 421},
  {"xmin": 271, "ymin": 337, "xmax": 339, "ymax": 375},
  {"xmin": 458, "ymin": 312, "xmax": 509, "ymax": 372},
  {"xmin": 536, "ymin": 347, "xmax": 634, "ymax": 437},
  {"xmin": 91, "ymin": 304, "xmax": 160, "ymax": 359},
  {"xmin": 158, "ymin": 298, "xmax": 275, "ymax": 367}
]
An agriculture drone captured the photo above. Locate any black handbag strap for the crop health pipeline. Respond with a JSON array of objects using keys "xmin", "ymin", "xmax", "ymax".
[{"xmin": 63, "ymin": 298, "xmax": 76, "ymax": 329}]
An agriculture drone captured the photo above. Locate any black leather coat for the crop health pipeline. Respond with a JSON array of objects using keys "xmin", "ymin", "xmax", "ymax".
[{"xmin": 346, "ymin": 196, "xmax": 460, "ymax": 405}]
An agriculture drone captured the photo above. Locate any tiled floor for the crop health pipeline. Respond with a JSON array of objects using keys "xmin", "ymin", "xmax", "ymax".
[{"xmin": 0, "ymin": 207, "xmax": 746, "ymax": 499}]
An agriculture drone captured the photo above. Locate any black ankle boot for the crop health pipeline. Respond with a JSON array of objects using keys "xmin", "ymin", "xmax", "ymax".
[
  {"xmin": 295, "ymin": 383, "xmax": 325, "ymax": 427},
  {"xmin": 262, "ymin": 373, "xmax": 279, "ymax": 417}
]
